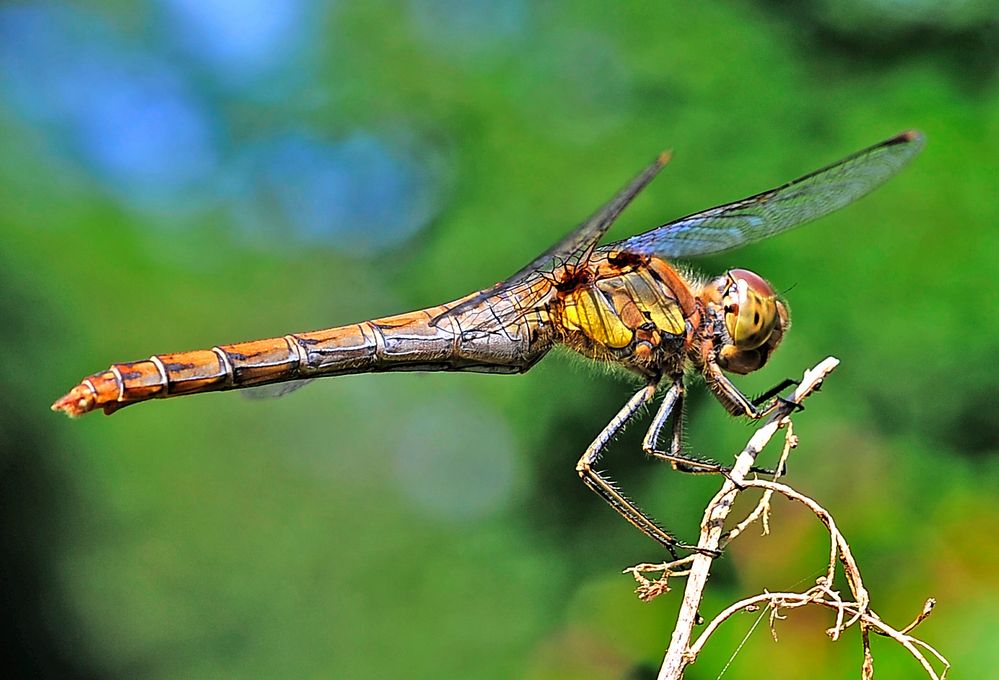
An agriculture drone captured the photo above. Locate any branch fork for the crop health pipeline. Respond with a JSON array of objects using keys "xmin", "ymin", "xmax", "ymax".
[{"xmin": 624, "ymin": 357, "xmax": 949, "ymax": 680}]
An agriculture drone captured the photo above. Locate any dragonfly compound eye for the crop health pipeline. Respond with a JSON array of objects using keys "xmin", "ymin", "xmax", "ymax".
[{"xmin": 723, "ymin": 269, "xmax": 779, "ymax": 351}]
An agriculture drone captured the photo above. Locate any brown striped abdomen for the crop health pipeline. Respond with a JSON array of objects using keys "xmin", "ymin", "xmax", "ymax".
[{"xmin": 52, "ymin": 296, "xmax": 553, "ymax": 417}]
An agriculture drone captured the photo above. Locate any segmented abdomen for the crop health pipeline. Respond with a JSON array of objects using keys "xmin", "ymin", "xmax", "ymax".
[{"xmin": 53, "ymin": 294, "xmax": 552, "ymax": 417}]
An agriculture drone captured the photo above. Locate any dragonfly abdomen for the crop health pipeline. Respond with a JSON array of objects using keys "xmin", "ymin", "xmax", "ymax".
[
  {"xmin": 52, "ymin": 300, "xmax": 548, "ymax": 417},
  {"xmin": 296, "ymin": 303, "xmax": 542, "ymax": 376},
  {"xmin": 53, "ymin": 337, "xmax": 308, "ymax": 416}
]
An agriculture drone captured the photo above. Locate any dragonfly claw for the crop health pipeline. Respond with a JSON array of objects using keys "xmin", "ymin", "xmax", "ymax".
[
  {"xmin": 719, "ymin": 467, "xmax": 747, "ymax": 490},
  {"xmin": 684, "ymin": 544, "xmax": 722, "ymax": 558},
  {"xmin": 776, "ymin": 395, "xmax": 805, "ymax": 413}
]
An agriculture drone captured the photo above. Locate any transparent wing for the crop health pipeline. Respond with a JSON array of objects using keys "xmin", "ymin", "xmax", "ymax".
[
  {"xmin": 240, "ymin": 379, "xmax": 315, "ymax": 399},
  {"xmin": 431, "ymin": 150, "xmax": 671, "ymax": 327},
  {"xmin": 503, "ymin": 149, "xmax": 673, "ymax": 285},
  {"xmin": 610, "ymin": 131, "xmax": 924, "ymax": 258}
]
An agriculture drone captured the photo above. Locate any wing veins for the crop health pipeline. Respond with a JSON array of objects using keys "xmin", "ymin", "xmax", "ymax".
[
  {"xmin": 611, "ymin": 130, "xmax": 925, "ymax": 258},
  {"xmin": 431, "ymin": 150, "xmax": 672, "ymax": 329}
]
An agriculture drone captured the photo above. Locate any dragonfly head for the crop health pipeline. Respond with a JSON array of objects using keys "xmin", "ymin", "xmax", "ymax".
[{"xmin": 705, "ymin": 269, "xmax": 790, "ymax": 375}]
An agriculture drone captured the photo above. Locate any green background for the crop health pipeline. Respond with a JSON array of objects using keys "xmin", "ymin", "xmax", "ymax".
[{"xmin": 2, "ymin": 1, "xmax": 995, "ymax": 678}]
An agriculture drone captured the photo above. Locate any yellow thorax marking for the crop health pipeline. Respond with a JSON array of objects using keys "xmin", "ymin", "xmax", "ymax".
[
  {"xmin": 601, "ymin": 270, "xmax": 685, "ymax": 336},
  {"xmin": 562, "ymin": 288, "xmax": 634, "ymax": 349},
  {"xmin": 561, "ymin": 269, "xmax": 685, "ymax": 349}
]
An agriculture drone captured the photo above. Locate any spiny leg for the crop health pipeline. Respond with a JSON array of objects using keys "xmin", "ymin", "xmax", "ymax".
[
  {"xmin": 576, "ymin": 385, "xmax": 706, "ymax": 558},
  {"xmin": 643, "ymin": 380, "xmax": 774, "ymax": 477},
  {"xmin": 704, "ymin": 361, "xmax": 786, "ymax": 420},
  {"xmin": 751, "ymin": 377, "xmax": 799, "ymax": 407}
]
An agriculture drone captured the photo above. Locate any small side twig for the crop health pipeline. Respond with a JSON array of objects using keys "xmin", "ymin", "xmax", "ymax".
[{"xmin": 625, "ymin": 357, "xmax": 949, "ymax": 680}]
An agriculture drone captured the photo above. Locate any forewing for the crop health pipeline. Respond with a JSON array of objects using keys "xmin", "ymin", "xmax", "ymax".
[
  {"xmin": 611, "ymin": 131, "xmax": 925, "ymax": 258},
  {"xmin": 432, "ymin": 150, "xmax": 672, "ymax": 327},
  {"xmin": 503, "ymin": 149, "xmax": 672, "ymax": 285}
]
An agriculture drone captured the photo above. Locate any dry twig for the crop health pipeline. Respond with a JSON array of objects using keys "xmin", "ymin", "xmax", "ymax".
[{"xmin": 625, "ymin": 357, "xmax": 949, "ymax": 680}]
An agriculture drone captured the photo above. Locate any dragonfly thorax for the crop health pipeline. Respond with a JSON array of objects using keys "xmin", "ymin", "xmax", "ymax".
[{"xmin": 557, "ymin": 255, "xmax": 698, "ymax": 378}]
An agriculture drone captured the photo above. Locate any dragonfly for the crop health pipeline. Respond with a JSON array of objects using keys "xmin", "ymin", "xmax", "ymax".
[{"xmin": 53, "ymin": 130, "xmax": 924, "ymax": 556}]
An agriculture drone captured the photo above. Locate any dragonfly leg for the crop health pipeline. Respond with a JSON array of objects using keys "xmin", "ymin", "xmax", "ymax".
[
  {"xmin": 644, "ymin": 381, "xmax": 773, "ymax": 477},
  {"xmin": 752, "ymin": 378, "xmax": 800, "ymax": 407},
  {"xmin": 576, "ymin": 384, "xmax": 711, "ymax": 558},
  {"xmin": 704, "ymin": 361, "xmax": 790, "ymax": 420}
]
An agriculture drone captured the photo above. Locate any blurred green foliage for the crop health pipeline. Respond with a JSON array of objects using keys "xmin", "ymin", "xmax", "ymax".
[{"xmin": 1, "ymin": 1, "xmax": 996, "ymax": 679}]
